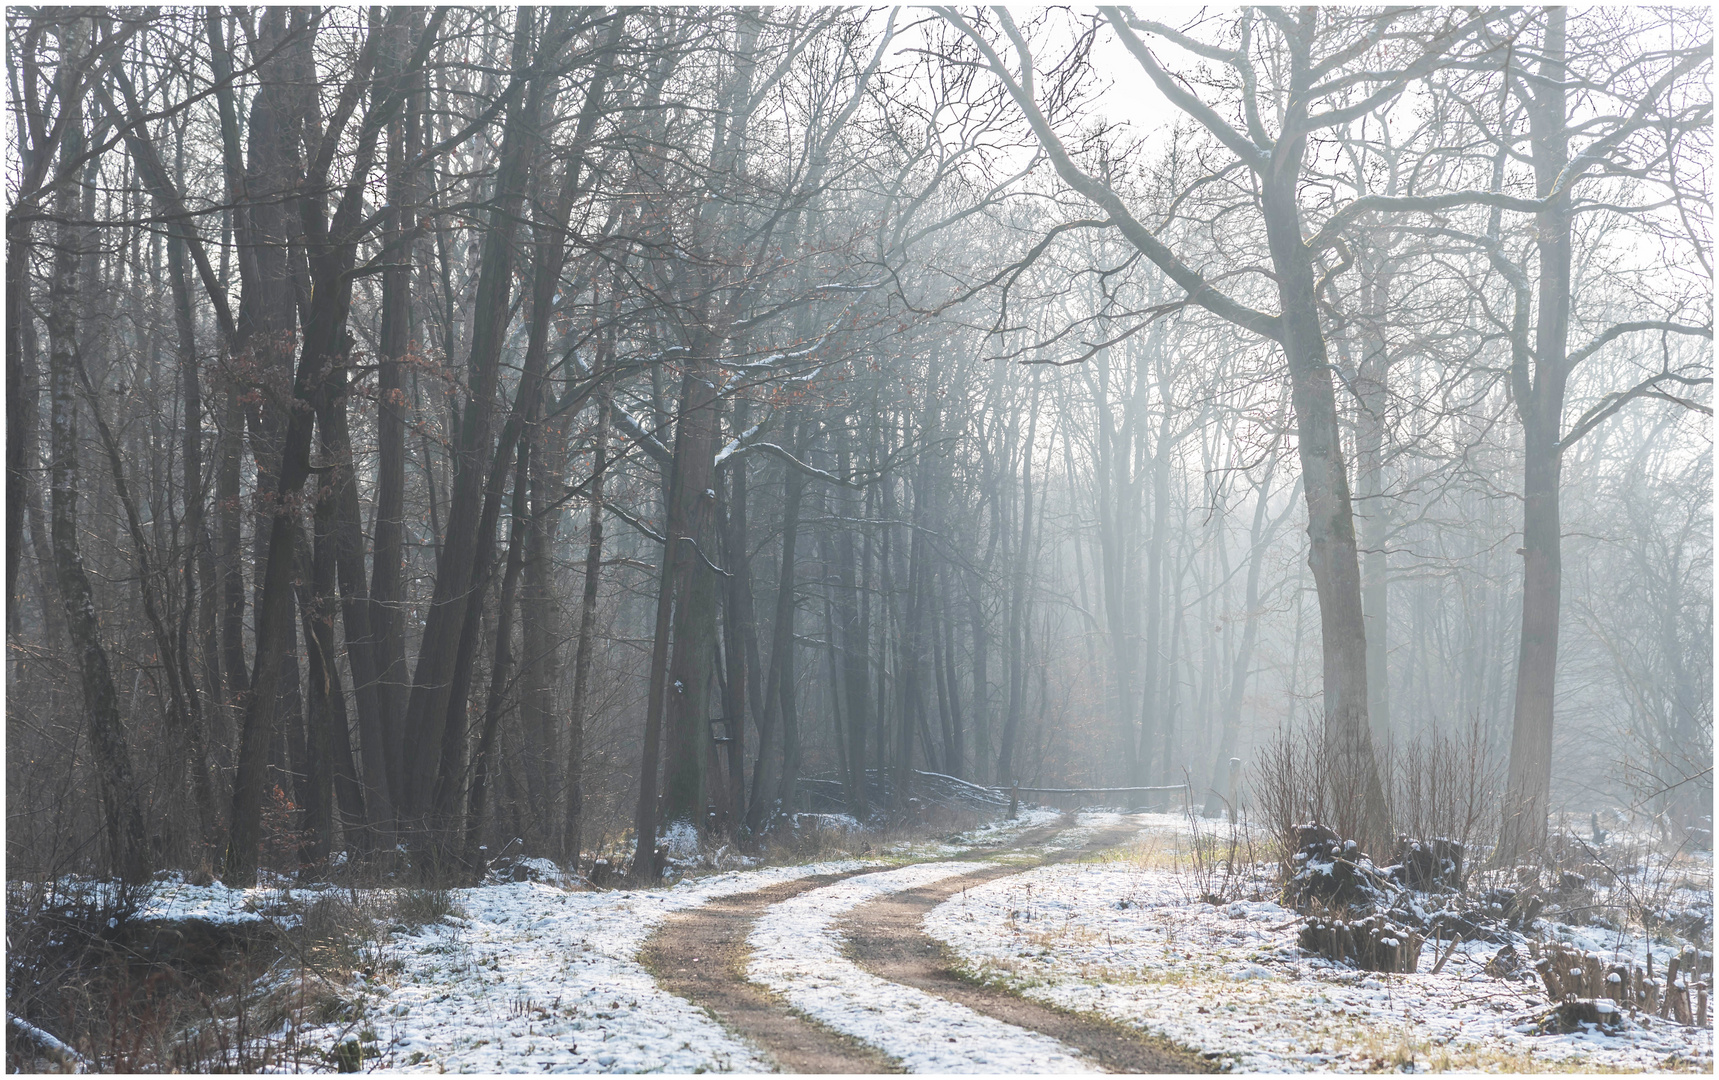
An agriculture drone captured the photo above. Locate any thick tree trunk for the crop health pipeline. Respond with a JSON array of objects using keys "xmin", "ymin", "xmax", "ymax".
[
  {"xmin": 660, "ymin": 356, "xmax": 722, "ymax": 829},
  {"xmin": 1502, "ymin": 10, "xmax": 1572, "ymax": 861},
  {"xmin": 1260, "ymin": 153, "xmax": 1389, "ymax": 850},
  {"xmin": 370, "ymin": 33, "xmax": 422, "ymax": 828}
]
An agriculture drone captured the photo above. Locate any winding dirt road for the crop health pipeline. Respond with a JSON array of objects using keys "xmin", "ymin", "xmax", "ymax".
[
  {"xmin": 638, "ymin": 871, "xmax": 901, "ymax": 1074},
  {"xmin": 639, "ymin": 819, "xmax": 1212, "ymax": 1074},
  {"xmin": 842, "ymin": 863, "xmax": 1208, "ymax": 1073}
]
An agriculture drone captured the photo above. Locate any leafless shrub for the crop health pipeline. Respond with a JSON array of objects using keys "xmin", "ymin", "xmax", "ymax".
[
  {"xmin": 1387, "ymin": 716, "xmax": 1501, "ymax": 870},
  {"xmin": 1172, "ymin": 794, "xmax": 1260, "ymax": 905},
  {"xmin": 389, "ymin": 888, "xmax": 461, "ymax": 930},
  {"xmin": 1252, "ymin": 724, "xmax": 1332, "ymax": 876},
  {"xmin": 1255, "ymin": 717, "xmax": 1503, "ymax": 881},
  {"xmin": 3, "ymin": 877, "xmax": 418, "ymax": 1072}
]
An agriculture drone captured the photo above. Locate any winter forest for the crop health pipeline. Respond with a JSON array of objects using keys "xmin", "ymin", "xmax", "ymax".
[{"xmin": 6, "ymin": 6, "xmax": 1714, "ymax": 1073}]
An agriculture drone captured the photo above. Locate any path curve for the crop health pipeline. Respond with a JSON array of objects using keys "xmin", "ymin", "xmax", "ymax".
[
  {"xmin": 638, "ymin": 871, "xmax": 902, "ymax": 1074},
  {"xmin": 643, "ymin": 817, "xmax": 1211, "ymax": 1073},
  {"xmin": 841, "ymin": 862, "xmax": 1211, "ymax": 1073}
]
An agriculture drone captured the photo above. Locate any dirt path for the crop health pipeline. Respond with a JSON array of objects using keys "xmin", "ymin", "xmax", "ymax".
[
  {"xmin": 641, "ymin": 819, "xmax": 1207, "ymax": 1074},
  {"xmin": 840, "ymin": 861, "xmax": 1212, "ymax": 1073},
  {"xmin": 639, "ymin": 871, "xmax": 904, "ymax": 1073}
]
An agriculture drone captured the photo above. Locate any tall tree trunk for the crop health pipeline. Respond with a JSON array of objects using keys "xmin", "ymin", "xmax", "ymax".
[
  {"xmin": 747, "ymin": 422, "xmax": 808, "ymax": 831},
  {"xmin": 221, "ymin": 8, "xmax": 316, "ymax": 885},
  {"xmin": 997, "ymin": 368, "xmax": 1042, "ymax": 784},
  {"xmin": 401, "ymin": 15, "xmax": 563, "ymax": 833},
  {"xmin": 718, "ymin": 401, "xmax": 757, "ymax": 832},
  {"xmin": 658, "ymin": 353, "xmax": 723, "ymax": 830},
  {"xmin": 1260, "ymin": 148, "xmax": 1389, "ymax": 850},
  {"xmin": 463, "ymin": 450, "xmax": 531, "ymax": 879},
  {"xmin": 1501, "ymin": 10, "xmax": 1572, "ymax": 860},
  {"xmin": 366, "ymin": 8, "xmax": 426, "ymax": 847},
  {"xmin": 562, "ymin": 376, "xmax": 611, "ymax": 867},
  {"xmin": 833, "ymin": 431, "xmax": 871, "ymax": 813},
  {"xmin": 46, "ymin": 74, "xmax": 149, "ymax": 882}
]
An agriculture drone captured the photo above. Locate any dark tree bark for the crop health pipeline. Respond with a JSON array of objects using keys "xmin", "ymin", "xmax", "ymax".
[
  {"xmin": 718, "ymin": 400, "xmax": 757, "ymax": 832},
  {"xmin": 226, "ymin": 8, "xmax": 442, "ymax": 883},
  {"xmin": 746, "ymin": 420, "xmax": 809, "ymax": 832},
  {"xmin": 562, "ymin": 371, "xmax": 611, "ymax": 868},
  {"xmin": 45, "ymin": 59, "xmax": 149, "ymax": 881},
  {"xmin": 463, "ymin": 450, "xmax": 531, "ymax": 879},
  {"xmin": 658, "ymin": 355, "xmax": 721, "ymax": 829},
  {"xmin": 402, "ymin": 12, "xmax": 576, "ymax": 839}
]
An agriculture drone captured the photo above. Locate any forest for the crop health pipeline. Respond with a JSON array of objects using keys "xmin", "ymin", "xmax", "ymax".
[
  {"xmin": 8, "ymin": 0, "xmax": 1713, "ymax": 885},
  {"xmin": 4, "ymin": 6, "xmax": 1713, "ymax": 1071}
]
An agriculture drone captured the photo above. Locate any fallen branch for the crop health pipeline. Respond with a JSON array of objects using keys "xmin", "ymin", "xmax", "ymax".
[{"xmin": 9, "ymin": 1016, "xmax": 89, "ymax": 1072}]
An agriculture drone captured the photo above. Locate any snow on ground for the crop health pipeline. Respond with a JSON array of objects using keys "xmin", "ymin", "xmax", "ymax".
[
  {"xmin": 747, "ymin": 861, "xmax": 1097, "ymax": 1073},
  {"xmin": 925, "ymin": 859, "xmax": 1714, "ymax": 1073},
  {"xmin": 290, "ymin": 861, "xmax": 869, "ymax": 1074},
  {"xmin": 137, "ymin": 877, "xmax": 283, "ymax": 925},
  {"xmin": 260, "ymin": 807, "xmax": 1098, "ymax": 1073}
]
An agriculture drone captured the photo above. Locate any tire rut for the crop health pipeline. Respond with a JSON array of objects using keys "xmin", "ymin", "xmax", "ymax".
[
  {"xmin": 840, "ymin": 858, "xmax": 1213, "ymax": 1073},
  {"xmin": 639, "ymin": 871, "xmax": 902, "ymax": 1074},
  {"xmin": 640, "ymin": 819, "xmax": 1180, "ymax": 1075}
]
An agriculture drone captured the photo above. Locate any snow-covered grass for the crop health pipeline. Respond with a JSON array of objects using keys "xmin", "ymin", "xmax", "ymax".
[
  {"xmin": 253, "ymin": 808, "xmax": 1083, "ymax": 1072},
  {"xmin": 286, "ymin": 860, "xmax": 876, "ymax": 1074},
  {"xmin": 138, "ymin": 876, "xmax": 288, "ymax": 926},
  {"xmin": 748, "ymin": 860, "xmax": 1096, "ymax": 1073},
  {"xmin": 925, "ymin": 859, "xmax": 1714, "ymax": 1073}
]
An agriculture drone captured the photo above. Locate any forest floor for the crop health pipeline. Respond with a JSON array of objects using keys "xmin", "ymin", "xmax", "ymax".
[{"xmin": 11, "ymin": 811, "xmax": 1712, "ymax": 1073}]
